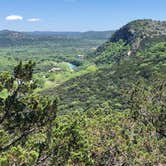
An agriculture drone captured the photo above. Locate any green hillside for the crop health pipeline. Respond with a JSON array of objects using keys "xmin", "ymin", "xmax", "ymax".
[
  {"xmin": 0, "ymin": 20, "xmax": 166, "ymax": 165},
  {"xmin": 94, "ymin": 19, "xmax": 166, "ymax": 64},
  {"xmin": 43, "ymin": 40, "xmax": 166, "ymax": 111},
  {"xmin": 43, "ymin": 20, "xmax": 166, "ymax": 112}
]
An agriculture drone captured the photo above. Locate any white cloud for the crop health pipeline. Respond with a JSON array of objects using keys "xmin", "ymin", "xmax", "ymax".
[
  {"xmin": 6, "ymin": 15, "xmax": 23, "ymax": 21},
  {"xmin": 27, "ymin": 18, "xmax": 41, "ymax": 22}
]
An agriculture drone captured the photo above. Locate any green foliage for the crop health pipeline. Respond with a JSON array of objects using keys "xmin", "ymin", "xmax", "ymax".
[
  {"xmin": 51, "ymin": 112, "xmax": 94, "ymax": 165},
  {"xmin": 0, "ymin": 61, "xmax": 58, "ymax": 165},
  {"xmin": 95, "ymin": 40, "xmax": 130, "ymax": 64},
  {"xmin": 0, "ymin": 35, "xmax": 105, "ymax": 73},
  {"xmin": 43, "ymin": 41, "xmax": 166, "ymax": 113},
  {"xmin": 0, "ymin": 20, "xmax": 166, "ymax": 165}
]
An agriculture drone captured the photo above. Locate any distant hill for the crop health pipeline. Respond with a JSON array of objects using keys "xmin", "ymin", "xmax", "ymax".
[
  {"xmin": 25, "ymin": 31, "xmax": 82, "ymax": 36},
  {"xmin": 26, "ymin": 31, "xmax": 114, "ymax": 39},
  {"xmin": 0, "ymin": 30, "xmax": 34, "ymax": 47},
  {"xmin": 0, "ymin": 30, "xmax": 114, "ymax": 47},
  {"xmin": 0, "ymin": 30, "xmax": 26, "ymax": 38},
  {"xmin": 80, "ymin": 31, "xmax": 114, "ymax": 39}
]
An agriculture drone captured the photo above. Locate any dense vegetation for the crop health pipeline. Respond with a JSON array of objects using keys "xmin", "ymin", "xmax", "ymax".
[
  {"xmin": 0, "ymin": 19, "xmax": 166, "ymax": 165},
  {"xmin": 0, "ymin": 39, "xmax": 104, "ymax": 72},
  {"xmin": 44, "ymin": 38, "xmax": 166, "ymax": 113}
]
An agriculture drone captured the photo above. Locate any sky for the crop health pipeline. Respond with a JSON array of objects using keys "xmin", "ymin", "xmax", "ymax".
[{"xmin": 0, "ymin": 0, "xmax": 166, "ymax": 32}]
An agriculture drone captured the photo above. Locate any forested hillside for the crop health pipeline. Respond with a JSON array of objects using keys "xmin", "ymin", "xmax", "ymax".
[
  {"xmin": 0, "ymin": 19, "xmax": 166, "ymax": 165},
  {"xmin": 95, "ymin": 19, "xmax": 166, "ymax": 56},
  {"xmin": 44, "ymin": 20, "xmax": 166, "ymax": 112}
]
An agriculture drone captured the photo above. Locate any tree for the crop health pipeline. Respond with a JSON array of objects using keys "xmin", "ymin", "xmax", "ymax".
[{"xmin": 0, "ymin": 61, "xmax": 58, "ymax": 165}]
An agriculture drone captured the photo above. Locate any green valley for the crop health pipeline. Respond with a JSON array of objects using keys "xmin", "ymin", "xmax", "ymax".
[{"xmin": 0, "ymin": 19, "xmax": 166, "ymax": 165}]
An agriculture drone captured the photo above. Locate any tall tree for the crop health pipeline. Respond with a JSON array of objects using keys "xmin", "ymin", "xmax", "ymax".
[{"xmin": 0, "ymin": 61, "xmax": 58, "ymax": 165}]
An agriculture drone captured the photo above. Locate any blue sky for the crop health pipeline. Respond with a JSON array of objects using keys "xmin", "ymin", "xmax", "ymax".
[{"xmin": 0, "ymin": 0, "xmax": 166, "ymax": 31}]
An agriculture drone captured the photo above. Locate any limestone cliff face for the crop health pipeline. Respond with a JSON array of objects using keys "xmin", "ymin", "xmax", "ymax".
[
  {"xmin": 96, "ymin": 19, "xmax": 166, "ymax": 56},
  {"xmin": 110, "ymin": 19, "xmax": 166, "ymax": 51}
]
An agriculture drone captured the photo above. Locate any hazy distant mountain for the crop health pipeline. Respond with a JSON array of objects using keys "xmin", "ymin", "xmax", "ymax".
[
  {"xmin": 25, "ymin": 31, "xmax": 82, "ymax": 36},
  {"xmin": 0, "ymin": 30, "xmax": 114, "ymax": 47},
  {"xmin": 25, "ymin": 31, "xmax": 114, "ymax": 39},
  {"xmin": 0, "ymin": 30, "xmax": 33, "ymax": 47}
]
